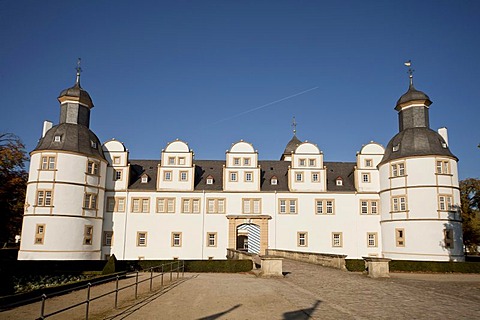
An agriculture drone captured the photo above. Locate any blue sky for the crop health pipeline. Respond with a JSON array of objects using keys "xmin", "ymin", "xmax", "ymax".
[{"xmin": 1, "ymin": 1, "xmax": 479, "ymax": 179}]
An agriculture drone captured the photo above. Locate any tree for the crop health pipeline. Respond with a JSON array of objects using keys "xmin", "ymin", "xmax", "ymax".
[
  {"xmin": 0, "ymin": 133, "xmax": 28, "ymax": 245},
  {"xmin": 459, "ymin": 178, "xmax": 480, "ymax": 253}
]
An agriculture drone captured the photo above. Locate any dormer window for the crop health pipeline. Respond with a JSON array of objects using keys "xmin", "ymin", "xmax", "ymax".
[
  {"xmin": 243, "ymin": 158, "xmax": 250, "ymax": 166},
  {"xmin": 365, "ymin": 159, "xmax": 373, "ymax": 167},
  {"xmin": 90, "ymin": 140, "xmax": 97, "ymax": 148},
  {"xmin": 233, "ymin": 158, "xmax": 240, "ymax": 166},
  {"xmin": 336, "ymin": 177, "xmax": 343, "ymax": 186},
  {"xmin": 271, "ymin": 176, "xmax": 278, "ymax": 185},
  {"xmin": 309, "ymin": 159, "xmax": 316, "ymax": 167},
  {"xmin": 206, "ymin": 175, "xmax": 214, "ymax": 185},
  {"xmin": 54, "ymin": 135, "xmax": 62, "ymax": 142},
  {"xmin": 299, "ymin": 159, "xmax": 306, "ymax": 167},
  {"xmin": 392, "ymin": 144, "xmax": 400, "ymax": 152},
  {"xmin": 168, "ymin": 157, "xmax": 175, "ymax": 165},
  {"xmin": 141, "ymin": 174, "xmax": 149, "ymax": 184},
  {"xmin": 442, "ymin": 142, "xmax": 447, "ymax": 149}
]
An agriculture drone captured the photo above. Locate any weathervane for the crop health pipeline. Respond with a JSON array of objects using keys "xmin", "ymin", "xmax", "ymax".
[
  {"xmin": 75, "ymin": 58, "xmax": 82, "ymax": 84},
  {"xmin": 292, "ymin": 116, "xmax": 297, "ymax": 135},
  {"xmin": 404, "ymin": 60, "xmax": 414, "ymax": 86}
]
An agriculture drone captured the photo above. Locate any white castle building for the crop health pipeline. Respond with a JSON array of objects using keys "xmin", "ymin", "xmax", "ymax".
[{"xmin": 18, "ymin": 67, "xmax": 464, "ymax": 262}]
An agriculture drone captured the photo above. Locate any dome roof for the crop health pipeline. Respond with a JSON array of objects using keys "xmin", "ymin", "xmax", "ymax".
[
  {"xmin": 283, "ymin": 134, "xmax": 302, "ymax": 156},
  {"xmin": 33, "ymin": 123, "xmax": 105, "ymax": 159},
  {"xmin": 396, "ymin": 84, "xmax": 431, "ymax": 109},
  {"xmin": 380, "ymin": 127, "xmax": 456, "ymax": 165},
  {"xmin": 58, "ymin": 81, "xmax": 94, "ymax": 108}
]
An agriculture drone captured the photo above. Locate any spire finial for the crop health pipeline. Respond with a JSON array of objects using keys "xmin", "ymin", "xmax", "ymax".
[
  {"xmin": 75, "ymin": 58, "xmax": 82, "ymax": 85},
  {"xmin": 404, "ymin": 60, "xmax": 414, "ymax": 87},
  {"xmin": 292, "ymin": 116, "xmax": 297, "ymax": 136}
]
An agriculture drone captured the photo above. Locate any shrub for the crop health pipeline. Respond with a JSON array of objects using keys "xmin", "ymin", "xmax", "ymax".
[{"xmin": 345, "ymin": 259, "xmax": 365, "ymax": 272}]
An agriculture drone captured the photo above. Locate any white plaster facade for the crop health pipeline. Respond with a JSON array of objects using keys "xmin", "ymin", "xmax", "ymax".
[{"xmin": 18, "ymin": 74, "xmax": 464, "ymax": 262}]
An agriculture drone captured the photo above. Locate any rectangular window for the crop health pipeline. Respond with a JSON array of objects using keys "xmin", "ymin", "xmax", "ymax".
[
  {"xmin": 279, "ymin": 199, "xmax": 297, "ymax": 214},
  {"xmin": 117, "ymin": 198, "xmax": 125, "ymax": 212},
  {"xmin": 84, "ymin": 193, "xmax": 97, "ymax": 209},
  {"xmin": 179, "ymin": 171, "xmax": 188, "ymax": 181},
  {"xmin": 438, "ymin": 195, "xmax": 453, "ymax": 211},
  {"xmin": 233, "ymin": 158, "xmax": 240, "ymax": 166},
  {"xmin": 444, "ymin": 229, "xmax": 454, "ymax": 249},
  {"xmin": 309, "ymin": 159, "xmax": 316, "ymax": 167},
  {"xmin": 436, "ymin": 160, "xmax": 450, "ymax": 174},
  {"xmin": 299, "ymin": 159, "xmax": 306, "ymax": 167},
  {"xmin": 295, "ymin": 172, "xmax": 303, "ymax": 182},
  {"xmin": 106, "ymin": 197, "xmax": 115, "ymax": 212},
  {"xmin": 207, "ymin": 232, "xmax": 217, "ymax": 247},
  {"xmin": 172, "ymin": 232, "xmax": 182, "ymax": 247},
  {"xmin": 41, "ymin": 156, "xmax": 56, "ymax": 170},
  {"xmin": 206, "ymin": 198, "xmax": 225, "ymax": 214},
  {"xmin": 84, "ymin": 225, "xmax": 93, "ymax": 245},
  {"xmin": 245, "ymin": 172, "xmax": 253, "ymax": 182},
  {"xmin": 243, "ymin": 158, "xmax": 250, "ymax": 166},
  {"xmin": 168, "ymin": 157, "xmax": 175, "ymax": 165},
  {"xmin": 103, "ymin": 231, "xmax": 113, "ymax": 246},
  {"xmin": 362, "ymin": 173, "xmax": 370, "ymax": 183},
  {"xmin": 164, "ymin": 171, "xmax": 172, "ymax": 181},
  {"xmin": 391, "ymin": 162, "xmax": 406, "ymax": 177},
  {"xmin": 392, "ymin": 196, "xmax": 407, "ymax": 212},
  {"xmin": 242, "ymin": 199, "xmax": 261, "ymax": 214},
  {"xmin": 332, "ymin": 232, "xmax": 343, "ymax": 247},
  {"xmin": 178, "ymin": 157, "xmax": 185, "ymax": 165},
  {"xmin": 365, "ymin": 159, "xmax": 373, "ymax": 167},
  {"xmin": 113, "ymin": 156, "xmax": 121, "ymax": 164},
  {"xmin": 311, "ymin": 172, "xmax": 319, "ymax": 182},
  {"xmin": 182, "ymin": 198, "xmax": 201, "ymax": 213},
  {"xmin": 315, "ymin": 199, "xmax": 335, "ymax": 215},
  {"xmin": 367, "ymin": 232, "xmax": 377, "ymax": 247},
  {"xmin": 396, "ymin": 228, "xmax": 405, "ymax": 247},
  {"xmin": 87, "ymin": 160, "xmax": 99, "ymax": 175},
  {"xmin": 35, "ymin": 224, "xmax": 45, "ymax": 244},
  {"xmin": 114, "ymin": 169, "xmax": 122, "ymax": 181},
  {"xmin": 360, "ymin": 200, "xmax": 379, "ymax": 215},
  {"xmin": 156, "ymin": 198, "xmax": 175, "ymax": 213},
  {"xmin": 297, "ymin": 232, "xmax": 308, "ymax": 247},
  {"xmin": 36, "ymin": 190, "xmax": 53, "ymax": 207},
  {"xmin": 230, "ymin": 172, "xmax": 238, "ymax": 182},
  {"xmin": 137, "ymin": 232, "xmax": 147, "ymax": 246},
  {"xmin": 132, "ymin": 198, "xmax": 149, "ymax": 213}
]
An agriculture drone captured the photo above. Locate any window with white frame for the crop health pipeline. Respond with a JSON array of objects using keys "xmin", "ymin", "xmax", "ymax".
[
  {"xmin": 54, "ymin": 135, "xmax": 61, "ymax": 142},
  {"xmin": 179, "ymin": 171, "xmax": 188, "ymax": 181},
  {"xmin": 295, "ymin": 172, "xmax": 303, "ymax": 182},
  {"xmin": 336, "ymin": 178, "xmax": 343, "ymax": 186},
  {"xmin": 332, "ymin": 232, "xmax": 343, "ymax": 247},
  {"xmin": 178, "ymin": 157, "xmax": 186, "ymax": 165},
  {"xmin": 141, "ymin": 175, "xmax": 148, "ymax": 183},
  {"xmin": 168, "ymin": 157, "xmax": 175, "ymax": 165},
  {"xmin": 362, "ymin": 173, "xmax": 370, "ymax": 183},
  {"xmin": 206, "ymin": 176, "xmax": 214, "ymax": 185},
  {"xmin": 156, "ymin": 198, "xmax": 175, "ymax": 213},
  {"xmin": 315, "ymin": 199, "xmax": 335, "ymax": 215},
  {"xmin": 311, "ymin": 172, "xmax": 320, "ymax": 182},
  {"xmin": 131, "ymin": 198, "xmax": 149, "ymax": 213},
  {"xmin": 391, "ymin": 162, "xmax": 405, "ymax": 177},
  {"xmin": 367, "ymin": 232, "xmax": 377, "ymax": 247},
  {"xmin": 164, "ymin": 171, "xmax": 172, "ymax": 181},
  {"xmin": 182, "ymin": 198, "xmax": 200, "ymax": 213},
  {"xmin": 113, "ymin": 156, "xmax": 121, "ymax": 165},
  {"xmin": 137, "ymin": 232, "xmax": 147, "ymax": 246},
  {"xmin": 242, "ymin": 198, "xmax": 261, "ymax": 214},
  {"xmin": 84, "ymin": 225, "xmax": 93, "ymax": 245},
  {"xmin": 365, "ymin": 159, "xmax": 373, "ymax": 167},
  {"xmin": 297, "ymin": 232, "xmax": 308, "ymax": 247},
  {"xmin": 438, "ymin": 195, "xmax": 453, "ymax": 211},
  {"xmin": 114, "ymin": 169, "xmax": 122, "ymax": 181},
  {"xmin": 271, "ymin": 176, "xmax": 278, "ymax": 185},
  {"xmin": 360, "ymin": 200, "xmax": 378, "ymax": 215},
  {"xmin": 230, "ymin": 172, "xmax": 238, "ymax": 182},
  {"xmin": 299, "ymin": 159, "xmax": 306, "ymax": 167},
  {"xmin": 233, "ymin": 158, "xmax": 240, "ymax": 166},
  {"xmin": 309, "ymin": 159, "xmax": 316, "ymax": 167},
  {"xmin": 87, "ymin": 160, "xmax": 99, "ymax": 175},
  {"xmin": 279, "ymin": 199, "xmax": 297, "ymax": 214},
  {"xmin": 436, "ymin": 160, "xmax": 450, "ymax": 174},
  {"xmin": 36, "ymin": 190, "xmax": 52, "ymax": 206},
  {"xmin": 243, "ymin": 158, "xmax": 250, "ymax": 166},
  {"xmin": 103, "ymin": 231, "xmax": 113, "ymax": 246},
  {"xmin": 392, "ymin": 196, "xmax": 407, "ymax": 212},
  {"xmin": 207, "ymin": 198, "xmax": 225, "ymax": 214},
  {"xmin": 35, "ymin": 224, "xmax": 45, "ymax": 244},
  {"xmin": 207, "ymin": 232, "xmax": 217, "ymax": 247},
  {"xmin": 41, "ymin": 156, "xmax": 56, "ymax": 170},
  {"xmin": 84, "ymin": 193, "xmax": 97, "ymax": 209},
  {"xmin": 245, "ymin": 172, "xmax": 253, "ymax": 182},
  {"xmin": 172, "ymin": 232, "xmax": 182, "ymax": 247}
]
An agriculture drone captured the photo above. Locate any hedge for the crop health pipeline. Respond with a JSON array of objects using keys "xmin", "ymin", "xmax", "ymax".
[
  {"xmin": 118, "ymin": 259, "xmax": 253, "ymax": 273},
  {"xmin": 346, "ymin": 259, "xmax": 480, "ymax": 273}
]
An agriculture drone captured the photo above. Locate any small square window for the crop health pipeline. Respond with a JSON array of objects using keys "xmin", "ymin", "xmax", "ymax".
[
  {"xmin": 168, "ymin": 157, "xmax": 175, "ymax": 165},
  {"xmin": 365, "ymin": 159, "xmax": 373, "ymax": 167},
  {"xmin": 113, "ymin": 157, "xmax": 121, "ymax": 164},
  {"xmin": 244, "ymin": 158, "xmax": 250, "ymax": 166},
  {"xmin": 90, "ymin": 141, "xmax": 97, "ymax": 148},
  {"xmin": 309, "ymin": 159, "xmax": 316, "ymax": 167},
  {"xmin": 178, "ymin": 157, "xmax": 186, "ymax": 165},
  {"xmin": 206, "ymin": 177, "xmax": 214, "ymax": 185},
  {"xmin": 54, "ymin": 135, "xmax": 61, "ymax": 142},
  {"xmin": 271, "ymin": 177, "xmax": 278, "ymax": 185}
]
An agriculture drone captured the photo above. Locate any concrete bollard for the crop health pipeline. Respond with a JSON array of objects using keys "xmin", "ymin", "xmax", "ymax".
[{"xmin": 362, "ymin": 257, "xmax": 391, "ymax": 278}]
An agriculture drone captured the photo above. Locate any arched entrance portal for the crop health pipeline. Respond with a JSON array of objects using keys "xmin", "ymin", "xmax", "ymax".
[
  {"xmin": 236, "ymin": 223, "xmax": 261, "ymax": 254},
  {"xmin": 227, "ymin": 215, "xmax": 271, "ymax": 255}
]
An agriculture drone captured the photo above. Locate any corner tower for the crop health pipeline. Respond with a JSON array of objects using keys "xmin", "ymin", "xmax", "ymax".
[
  {"xmin": 378, "ymin": 63, "xmax": 463, "ymax": 261},
  {"xmin": 19, "ymin": 63, "xmax": 107, "ymax": 260}
]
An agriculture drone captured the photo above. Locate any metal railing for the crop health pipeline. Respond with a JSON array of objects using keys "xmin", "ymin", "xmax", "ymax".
[{"xmin": 35, "ymin": 260, "xmax": 184, "ymax": 320}]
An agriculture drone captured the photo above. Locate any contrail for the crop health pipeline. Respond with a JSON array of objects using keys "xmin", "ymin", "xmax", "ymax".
[{"xmin": 210, "ymin": 86, "xmax": 319, "ymax": 125}]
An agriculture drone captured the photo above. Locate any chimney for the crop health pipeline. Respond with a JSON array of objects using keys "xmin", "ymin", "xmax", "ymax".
[
  {"xmin": 42, "ymin": 121, "xmax": 53, "ymax": 138},
  {"xmin": 438, "ymin": 127, "xmax": 448, "ymax": 146}
]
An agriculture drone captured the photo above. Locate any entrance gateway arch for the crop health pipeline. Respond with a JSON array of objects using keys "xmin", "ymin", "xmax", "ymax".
[{"xmin": 227, "ymin": 215, "xmax": 271, "ymax": 255}]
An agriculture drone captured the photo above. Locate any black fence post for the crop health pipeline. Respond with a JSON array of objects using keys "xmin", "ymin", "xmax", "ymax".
[
  {"xmin": 86, "ymin": 283, "xmax": 91, "ymax": 320},
  {"xmin": 40, "ymin": 293, "xmax": 47, "ymax": 319},
  {"xmin": 182, "ymin": 260, "xmax": 185, "ymax": 278},
  {"xmin": 135, "ymin": 271, "xmax": 139, "ymax": 299},
  {"xmin": 150, "ymin": 267, "xmax": 153, "ymax": 291},
  {"xmin": 115, "ymin": 275, "xmax": 119, "ymax": 309},
  {"xmin": 161, "ymin": 264, "xmax": 164, "ymax": 287},
  {"xmin": 170, "ymin": 263, "xmax": 173, "ymax": 282}
]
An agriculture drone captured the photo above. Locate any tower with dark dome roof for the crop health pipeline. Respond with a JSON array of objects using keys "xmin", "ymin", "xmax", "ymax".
[
  {"xmin": 378, "ymin": 63, "xmax": 463, "ymax": 261},
  {"xmin": 19, "ymin": 63, "xmax": 107, "ymax": 260}
]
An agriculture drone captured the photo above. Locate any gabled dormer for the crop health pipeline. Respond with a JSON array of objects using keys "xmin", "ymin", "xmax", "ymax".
[
  {"xmin": 223, "ymin": 140, "xmax": 260, "ymax": 192},
  {"xmin": 288, "ymin": 142, "xmax": 326, "ymax": 192},
  {"xmin": 102, "ymin": 139, "xmax": 129, "ymax": 191},
  {"xmin": 158, "ymin": 139, "xmax": 195, "ymax": 191}
]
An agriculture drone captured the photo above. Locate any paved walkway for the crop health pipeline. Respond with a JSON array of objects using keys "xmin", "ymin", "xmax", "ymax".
[{"xmin": 2, "ymin": 260, "xmax": 480, "ymax": 319}]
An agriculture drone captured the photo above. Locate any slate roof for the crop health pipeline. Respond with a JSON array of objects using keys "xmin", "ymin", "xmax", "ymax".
[
  {"xmin": 281, "ymin": 135, "xmax": 302, "ymax": 159},
  {"xmin": 33, "ymin": 123, "xmax": 105, "ymax": 159},
  {"xmin": 380, "ymin": 127, "xmax": 457, "ymax": 164},
  {"xmin": 58, "ymin": 81, "xmax": 94, "ymax": 108},
  {"xmin": 128, "ymin": 159, "xmax": 356, "ymax": 192},
  {"xmin": 396, "ymin": 84, "xmax": 431, "ymax": 108}
]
